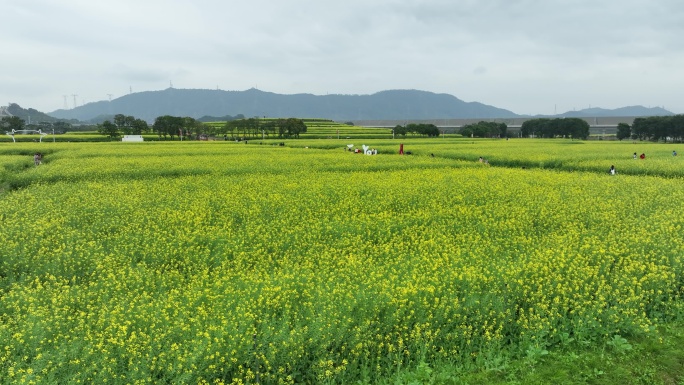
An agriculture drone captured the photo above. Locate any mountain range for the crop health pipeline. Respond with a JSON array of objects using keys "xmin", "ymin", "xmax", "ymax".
[
  {"xmin": 551, "ymin": 106, "xmax": 672, "ymax": 118},
  {"xmin": 44, "ymin": 88, "xmax": 673, "ymax": 123},
  {"xmin": 3, "ymin": 103, "xmax": 65, "ymax": 124}
]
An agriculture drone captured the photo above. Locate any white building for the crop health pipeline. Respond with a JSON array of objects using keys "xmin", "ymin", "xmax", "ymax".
[{"xmin": 122, "ymin": 135, "xmax": 144, "ymax": 142}]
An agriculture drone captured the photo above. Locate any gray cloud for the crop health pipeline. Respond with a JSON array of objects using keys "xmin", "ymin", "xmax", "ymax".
[
  {"xmin": 109, "ymin": 65, "xmax": 172, "ymax": 83},
  {"xmin": 2, "ymin": 0, "xmax": 684, "ymax": 114}
]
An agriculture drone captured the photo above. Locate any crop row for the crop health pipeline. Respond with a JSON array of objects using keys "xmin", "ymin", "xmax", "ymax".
[{"xmin": 1, "ymin": 141, "xmax": 683, "ymax": 384}]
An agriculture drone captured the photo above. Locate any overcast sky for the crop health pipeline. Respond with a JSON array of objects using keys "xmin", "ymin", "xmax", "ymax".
[{"xmin": 2, "ymin": 0, "xmax": 683, "ymax": 115}]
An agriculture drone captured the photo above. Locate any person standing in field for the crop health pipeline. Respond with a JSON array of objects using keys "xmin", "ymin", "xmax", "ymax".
[
  {"xmin": 640, "ymin": 153, "xmax": 646, "ymax": 159},
  {"xmin": 633, "ymin": 152, "xmax": 637, "ymax": 159},
  {"xmin": 609, "ymin": 165, "xmax": 616, "ymax": 175},
  {"xmin": 673, "ymin": 150, "xmax": 678, "ymax": 156},
  {"xmin": 399, "ymin": 143, "xmax": 404, "ymax": 155},
  {"xmin": 34, "ymin": 152, "xmax": 42, "ymax": 166}
]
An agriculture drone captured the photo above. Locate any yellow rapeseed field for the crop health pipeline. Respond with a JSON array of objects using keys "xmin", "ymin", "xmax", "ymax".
[{"xmin": 1, "ymin": 140, "xmax": 683, "ymax": 384}]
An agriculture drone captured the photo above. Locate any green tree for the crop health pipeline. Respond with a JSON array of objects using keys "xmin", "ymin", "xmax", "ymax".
[
  {"xmin": 459, "ymin": 125, "xmax": 473, "ymax": 138},
  {"xmin": 569, "ymin": 118, "xmax": 590, "ymax": 140},
  {"xmin": 261, "ymin": 120, "xmax": 277, "ymax": 138},
  {"xmin": 223, "ymin": 120, "xmax": 237, "ymax": 139},
  {"xmin": 671, "ymin": 115, "xmax": 684, "ymax": 142},
  {"xmin": 520, "ymin": 118, "xmax": 588, "ymax": 139},
  {"xmin": 113, "ymin": 114, "xmax": 148, "ymax": 135},
  {"xmin": 153, "ymin": 115, "xmax": 183, "ymax": 139},
  {"xmin": 394, "ymin": 124, "xmax": 408, "ymax": 137},
  {"xmin": 460, "ymin": 121, "xmax": 506, "ymax": 138},
  {"xmin": 277, "ymin": 118, "xmax": 307, "ymax": 138},
  {"xmin": 53, "ymin": 121, "xmax": 72, "ymax": 134},
  {"xmin": 406, "ymin": 123, "xmax": 439, "ymax": 137},
  {"xmin": 616, "ymin": 123, "xmax": 631, "ymax": 141},
  {"xmin": 131, "ymin": 119, "xmax": 149, "ymax": 135},
  {"xmin": 114, "ymin": 114, "xmax": 136, "ymax": 135},
  {"xmin": 497, "ymin": 122, "xmax": 508, "ymax": 138},
  {"xmin": 38, "ymin": 121, "xmax": 53, "ymax": 133},
  {"xmin": 630, "ymin": 115, "xmax": 684, "ymax": 142},
  {"xmin": 1, "ymin": 116, "xmax": 25, "ymax": 131},
  {"xmin": 631, "ymin": 117, "xmax": 653, "ymax": 141},
  {"xmin": 520, "ymin": 119, "xmax": 538, "ymax": 137},
  {"xmin": 182, "ymin": 117, "xmax": 204, "ymax": 138},
  {"xmin": 97, "ymin": 120, "xmax": 120, "ymax": 139},
  {"xmin": 290, "ymin": 118, "xmax": 307, "ymax": 138}
]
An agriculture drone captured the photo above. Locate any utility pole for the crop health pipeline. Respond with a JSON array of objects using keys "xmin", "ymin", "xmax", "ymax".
[{"xmin": 71, "ymin": 94, "xmax": 78, "ymax": 109}]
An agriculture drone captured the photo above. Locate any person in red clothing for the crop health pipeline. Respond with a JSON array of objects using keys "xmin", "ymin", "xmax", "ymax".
[
  {"xmin": 640, "ymin": 153, "xmax": 645, "ymax": 159},
  {"xmin": 399, "ymin": 143, "xmax": 404, "ymax": 155}
]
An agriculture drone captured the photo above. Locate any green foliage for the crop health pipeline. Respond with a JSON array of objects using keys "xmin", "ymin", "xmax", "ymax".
[
  {"xmin": 406, "ymin": 123, "xmax": 440, "ymax": 137},
  {"xmin": 223, "ymin": 117, "xmax": 263, "ymax": 139},
  {"xmin": 152, "ymin": 115, "xmax": 184, "ymax": 139},
  {"xmin": 113, "ymin": 114, "xmax": 135, "ymax": 134},
  {"xmin": 631, "ymin": 115, "xmax": 684, "ymax": 142},
  {"xmin": 521, "ymin": 118, "xmax": 589, "ymax": 139},
  {"xmin": 525, "ymin": 344, "xmax": 550, "ymax": 365},
  {"xmin": 617, "ymin": 123, "xmax": 631, "ymax": 140},
  {"xmin": 1, "ymin": 116, "xmax": 26, "ymax": 131},
  {"xmin": 382, "ymin": 323, "xmax": 684, "ymax": 384},
  {"xmin": 221, "ymin": 118, "xmax": 309, "ymax": 139},
  {"xmin": 394, "ymin": 124, "xmax": 408, "ymax": 137},
  {"xmin": 460, "ymin": 121, "xmax": 507, "ymax": 138},
  {"xmin": 279, "ymin": 117, "xmax": 307, "ymax": 138},
  {"xmin": 607, "ymin": 335, "xmax": 633, "ymax": 354},
  {"xmin": 113, "ymin": 114, "xmax": 149, "ymax": 135},
  {"xmin": 96, "ymin": 120, "xmax": 119, "ymax": 138}
]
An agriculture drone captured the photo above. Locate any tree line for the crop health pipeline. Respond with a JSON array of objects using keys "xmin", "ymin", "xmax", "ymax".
[
  {"xmin": 520, "ymin": 118, "xmax": 590, "ymax": 139},
  {"xmin": 617, "ymin": 115, "xmax": 684, "ymax": 142},
  {"xmin": 97, "ymin": 115, "xmax": 309, "ymax": 140},
  {"xmin": 1, "ymin": 116, "xmax": 73, "ymax": 133},
  {"xmin": 97, "ymin": 114, "xmax": 152, "ymax": 138},
  {"xmin": 459, "ymin": 121, "xmax": 508, "ymax": 138},
  {"xmin": 392, "ymin": 123, "xmax": 440, "ymax": 137},
  {"xmin": 212, "ymin": 118, "xmax": 308, "ymax": 139}
]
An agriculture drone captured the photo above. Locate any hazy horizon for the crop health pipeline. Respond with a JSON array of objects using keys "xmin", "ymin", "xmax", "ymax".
[{"xmin": 3, "ymin": 0, "xmax": 684, "ymax": 115}]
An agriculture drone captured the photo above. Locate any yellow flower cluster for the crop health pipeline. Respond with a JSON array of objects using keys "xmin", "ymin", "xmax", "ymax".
[{"xmin": 0, "ymin": 141, "xmax": 683, "ymax": 384}]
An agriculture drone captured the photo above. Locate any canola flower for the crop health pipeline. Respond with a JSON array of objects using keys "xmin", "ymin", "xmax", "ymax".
[{"xmin": 0, "ymin": 141, "xmax": 683, "ymax": 384}]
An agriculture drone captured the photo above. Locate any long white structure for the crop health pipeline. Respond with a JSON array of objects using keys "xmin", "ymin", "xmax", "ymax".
[{"xmin": 122, "ymin": 135, "xmax": 144, "ymax": 142}]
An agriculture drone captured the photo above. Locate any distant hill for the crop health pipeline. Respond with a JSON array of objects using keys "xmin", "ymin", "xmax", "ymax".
[
  {"xmin": 13, "ymin": 89, "xmax": 674, "ymax": 124},
  {"xmin": 556, "ymin": 106, "xmax": 673, "ymax": 118},
  {"xmin": 47, "ymin": 88, "xmax": 519, "ymax": 122},
  {"xmin": 197, "ymin": 114, "xmax": 245, "ymax": 123},
  {"xmin": 5, "ymin": 103, "xmax": 74, "ymax": 124}
]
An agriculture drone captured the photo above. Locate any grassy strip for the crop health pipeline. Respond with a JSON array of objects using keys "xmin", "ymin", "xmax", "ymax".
[{"xmin": 384, "ymin": 322, "xmax": 684, "ymax": 384}]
